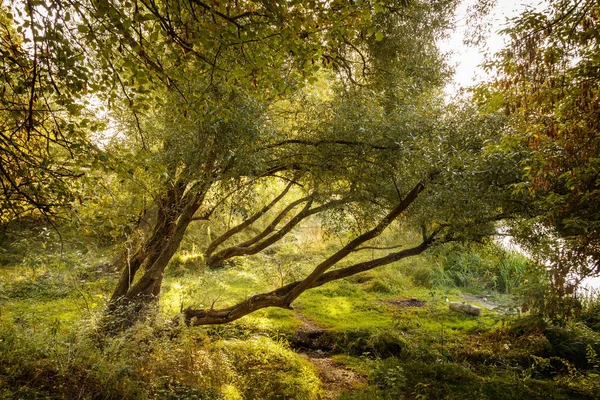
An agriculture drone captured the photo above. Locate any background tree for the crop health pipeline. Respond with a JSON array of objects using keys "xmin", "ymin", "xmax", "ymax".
[{"xmin": 479, "ymin": 0, "xmax": 600, "ymax": 323}]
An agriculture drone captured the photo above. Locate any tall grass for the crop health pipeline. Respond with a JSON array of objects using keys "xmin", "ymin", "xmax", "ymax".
[
  {"xmin": 430, "ymin": 242, "xmax": 530, "ymax": 294},
  {"xmin": 0, "ymin": 316, "xmax": 322, "ymax": 399}
]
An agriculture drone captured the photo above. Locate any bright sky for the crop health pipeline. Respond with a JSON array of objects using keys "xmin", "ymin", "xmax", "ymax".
[{"xmin": 441, "ymin": 0, "xmax": 549, "ymax": 96}]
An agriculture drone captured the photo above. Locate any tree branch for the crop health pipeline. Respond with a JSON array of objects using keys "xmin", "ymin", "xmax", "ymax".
[
  {"xmin": 203, "ymin": 180, "xmax": 295, "ymax": 258},
  {"xmin": 182, "ymin": 220, "xmax": 440, "ymax": 326}
]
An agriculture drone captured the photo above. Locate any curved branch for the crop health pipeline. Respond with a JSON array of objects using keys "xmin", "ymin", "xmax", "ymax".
[
  {"xmin": 203, "ymin": 180, "xmax": 295, "ymax": 258},
  {"xmin": 182, "ymin": 224, "xmax": 440, "ymax": 326},
  {"xmin": 204, "ymin": 195, "xmax": 352, "ymax": 268},
  {"xmin": 283, "ymin": 181, "xmax": 425, "ymax": 304},
  {"xmin": 204, "ymin": 197, "xmax": 314, "ymax": 267}
]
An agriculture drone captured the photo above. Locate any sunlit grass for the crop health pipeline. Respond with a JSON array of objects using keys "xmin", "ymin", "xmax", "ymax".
[{"xmin": 1, "ymin": 228, "xmax": 598, "ymax": 399}]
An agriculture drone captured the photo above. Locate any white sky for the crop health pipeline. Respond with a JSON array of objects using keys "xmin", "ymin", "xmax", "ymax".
[{"xmin": 441, "ymin": 0, "xmax": 549, "ymax": 96}]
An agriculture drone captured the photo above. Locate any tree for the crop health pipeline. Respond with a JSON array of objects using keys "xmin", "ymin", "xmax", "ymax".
[
  {"xmin": 5, "ymin": 0, "xmax": 519, "ymax": 328},
  {"xmin": 87, "ymin": 0, "xmax": 473, "ymax": 324},
  {"xmin": 476, "ymin": 0, "xmax": 600, "ymax": 323},
  {"xmin": 479, "ymin": 0, "xmax": 600, "ymax": 321}
]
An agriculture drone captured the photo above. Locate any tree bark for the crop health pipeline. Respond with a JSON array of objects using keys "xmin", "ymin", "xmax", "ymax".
[{"xmin": 105, "ymin": 181, "xmax": 208, "ymax": 328}]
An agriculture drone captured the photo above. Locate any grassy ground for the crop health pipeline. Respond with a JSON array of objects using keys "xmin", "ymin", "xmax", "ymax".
[{"xmin": 1, "ymin": 229, "xmax": 599, "ymax": 399}]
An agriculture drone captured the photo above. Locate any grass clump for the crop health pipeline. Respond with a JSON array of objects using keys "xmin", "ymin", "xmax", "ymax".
[
  {"xmin": 429, "ymin": 242, "xmax": 530, "ymax": 294},
  {"xmin": 220, "ymin": 336, "xmax": 322, "ymax": 399},
  {"xmin": 0, "ymin": 316, "xmax": 321, "ymax": 399}
]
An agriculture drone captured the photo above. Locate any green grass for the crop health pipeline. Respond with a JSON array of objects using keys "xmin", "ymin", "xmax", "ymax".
[{"xmin": 1, "ymin": 229, "xmax": 599, "ymax": 399}]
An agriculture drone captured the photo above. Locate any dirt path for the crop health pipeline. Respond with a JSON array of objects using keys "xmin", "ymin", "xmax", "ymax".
[{"xmin": 293, "ymin": 314, "xmax": 366, "ymax": 399}]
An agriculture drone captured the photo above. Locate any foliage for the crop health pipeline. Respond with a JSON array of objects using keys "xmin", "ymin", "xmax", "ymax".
[
  {"xmin": 481, "ymin": 0, "xmax": 600, "ymax": 276},
  {"xmin": 0, "ymin": 318, "xmax": 321, "ymax": 400},
  {"xmin": 543, "ymin": 323, "xmax": 600, "ymax": 368},
  {"xmin": 431, "ymin": 242, "xmax": 530, "ymax": 294},
  {"xmin": 220, "ymin": 337, "xmax": 321, "ymax": 399},
  {"xmin": 578, "ymin": 291, "xmax": 600, "ymax": 332},
  {"xmin": 0, "ymin": 4, "xmax": 104, "ymax": 224}
]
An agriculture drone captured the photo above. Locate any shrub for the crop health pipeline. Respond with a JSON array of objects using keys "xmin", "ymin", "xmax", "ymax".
[
  {"xmin": 220, "ymin": 336, "xmax": 322, "ymax": 399},
  {"xmin": 330, "ymin": 328, "xmax": 407, "ymax": 358},
  {"xmin": 365, "ymin": 279, "xmax": 396, "ymax": 294},
  {"xmin": 544, "ymin": 323, "xmax": 600, "ymax": 368},
  {"xmin": 369, "ymin": 358, "xmax": 406, "ymax": 398}
]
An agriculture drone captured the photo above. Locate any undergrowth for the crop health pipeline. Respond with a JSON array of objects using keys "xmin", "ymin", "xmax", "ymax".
[
  {"xmin": 0, "ymin": 318, "xmax": 322, "ymax": 399},
  {"xmin": 1, "ymin": 227, "xmax": 599, "ymax": 399}
]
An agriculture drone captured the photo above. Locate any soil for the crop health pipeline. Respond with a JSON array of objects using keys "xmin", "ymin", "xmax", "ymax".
[{"xmin": 387, "ymin": 298, "xmax": 427, "ymax": 308}]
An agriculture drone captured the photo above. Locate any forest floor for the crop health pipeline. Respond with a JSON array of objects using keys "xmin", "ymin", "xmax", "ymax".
[
  {"xmin": 1, "ymin": 235, "xmax": 599, "ymax": 399},
  {"xmin": 302, "ymin": 350, "xmax": 365, "ymax": 399}
]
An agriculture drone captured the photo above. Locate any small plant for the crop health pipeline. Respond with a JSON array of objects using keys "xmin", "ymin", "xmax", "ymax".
[
  {"xmin": 586, "ymin": 344, "xmax": 599, "ymax": 369},
  {"xmin": 370, "ymin": 358, "xmax": 406, "ymax": 398}
]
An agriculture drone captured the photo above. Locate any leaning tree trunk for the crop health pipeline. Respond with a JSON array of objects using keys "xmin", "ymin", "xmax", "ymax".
[{"xmin": 104, "ymin": 180, "xmax": 207, "ymax": 330}]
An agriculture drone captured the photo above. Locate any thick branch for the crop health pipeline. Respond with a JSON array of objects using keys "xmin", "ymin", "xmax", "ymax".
[
  {"xmin": 205, "ymin": 197, "xmax": 314, "ymax": 267},
  {"xmin": 283, "ymin": 181, "xmax": 425, "ymax": 304},
  {"xmin": 234, "ymin": 196, "xmax": 311, "ymax": 248},
  {"xmin": 183, "ymin": 228, "xmax": 438, "ymax": 326},
  {"xmin": 205, "ymin": 197, "xmax": 349, "ymax": 267}
]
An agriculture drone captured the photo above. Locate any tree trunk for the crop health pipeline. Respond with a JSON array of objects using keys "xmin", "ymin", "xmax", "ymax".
[{"xmin": 104, "ymin": 182, "xmax": 206, "ymax": 329}]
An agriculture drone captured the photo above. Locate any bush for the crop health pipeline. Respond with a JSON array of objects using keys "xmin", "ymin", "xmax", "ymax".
[
  {"xmin": 365, "ymin": 279, "xmax": 397, "ymax": 294},
  {"xmin": 330, "ymin": 328, "xmax": 407, "ymax": 358},
  {"xmin": 369, "ymin": 358, "xmax": 406, "ymax": 398},
  {"xmin": 220, "ymin": 336, "xmax": 322, "ymax": 399},
  {"xmin": 544, "ymin": 323, "xmax": 600, "ymax": 368}
]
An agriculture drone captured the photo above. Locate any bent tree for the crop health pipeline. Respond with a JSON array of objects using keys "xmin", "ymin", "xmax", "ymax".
[{"xmin": 5, "ymin": 0, "xmax": 519, "ymax": 327}]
